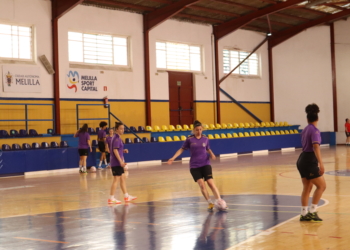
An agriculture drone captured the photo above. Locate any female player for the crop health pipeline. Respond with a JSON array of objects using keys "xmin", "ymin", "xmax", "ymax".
[
  {"xmin": 297, "ymin": 104, "xmax": 326, "ymax": 222},
  {"xmin": 108, "ymin": 122, "xmax": 137, "ymax": 204},
  {"xmin": 168, "ymin": 120, "xmax": 227, "ymax": 211},
  {"xmin": 345, "ymin": 118, "xmax": 350, "ymax": 146},
  {"xmin": 74, "ymin": 124, "xmax": 92, "ymax": 173},
  {"xmin": 105, "ymin": 128, "xmax": 114, "ymax": 168},
  {"xmin": 97, "ymin": 121, "xmax": 108, "ymax": 169}
]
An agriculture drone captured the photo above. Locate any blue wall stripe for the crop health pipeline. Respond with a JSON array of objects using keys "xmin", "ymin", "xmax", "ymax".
[{"xmin": 0, "ymin": 97, "xmax": 54, "ymax": 101}]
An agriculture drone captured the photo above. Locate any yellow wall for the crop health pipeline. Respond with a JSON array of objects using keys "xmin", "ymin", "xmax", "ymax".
[
  {"xmin": 151, "ymin": 102, "xmax": 169, "ymax": 126},
  {"xmin": 60, "ymin": 100, "xmax": 146, "ymax": 134},
  {"xmin": 0, "ymin": 100, "xmax": 54, "ymax": 134},
  {"xmin": 194, "ymin": 102, "xmax": 215, "ymax": 125},
  {"xmin": 221, "ymin": 102, "xmax": 271, "ymax": 123}
]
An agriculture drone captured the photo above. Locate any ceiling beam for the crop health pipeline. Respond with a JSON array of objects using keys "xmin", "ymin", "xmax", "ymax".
[
  {"xmin": 214, "ymin": 0, "xmax": 306, "ymax": 40},
  {"xmin": 53, "ymin": 0, "xmax": 84, "ymax": 19},
  {"xmin": 270, "ymin": 8, "xmax": 350, "ymax": 47},
  {"xmin": 144, "ymin": 0, "xmax": 201, "ymax": 30},
  {"xmin": 92, "ymin": 0, "xmax": 155, "ymax": 11},
  {"xmin": 189, "ymin": 5, "xmax": 239, "ymax": 17},
  {"xmin": 177, "ymin": 13, "xmax": 224, "ymax": 23}
]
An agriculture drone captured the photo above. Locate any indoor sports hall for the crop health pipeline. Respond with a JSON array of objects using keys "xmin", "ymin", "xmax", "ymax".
[{"xmin": 1, "ymin": 0, "xmax": 350, "ymax": 249}]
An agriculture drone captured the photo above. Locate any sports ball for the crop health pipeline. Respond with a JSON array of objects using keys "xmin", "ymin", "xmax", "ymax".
[
  {"xmin": 215, "ymin": 199, "xmax": 228, "ymax": 211},
  {"xmin": 90, "ymin": 166, "xmax": 97, "ymax": 172}
]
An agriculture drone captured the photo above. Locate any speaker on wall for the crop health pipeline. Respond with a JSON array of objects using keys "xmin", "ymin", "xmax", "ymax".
[{"xmin": 39, "ymin": 55, "xmax": 55, "ymax": 75}]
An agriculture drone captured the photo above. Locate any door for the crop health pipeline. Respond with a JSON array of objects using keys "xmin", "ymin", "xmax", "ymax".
[{"xmin": 168, "ymin": 71, "xmax": 194, "ymax": 126}]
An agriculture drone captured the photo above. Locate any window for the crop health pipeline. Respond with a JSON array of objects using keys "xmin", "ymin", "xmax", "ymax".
[
  {"xmin": 223, "ymin": 49, "xmax": 259, "ymax": 76},
  {"xmin": 68, "ymin": 31, "xmax": 128, "ymax": 66},
  {"xmin": 0, "ymin": 24, "xmax": 32, "ymax": 60},
  {"xmin": 156, "ymin": 41, "xmax": 201, "ymax": 71}
]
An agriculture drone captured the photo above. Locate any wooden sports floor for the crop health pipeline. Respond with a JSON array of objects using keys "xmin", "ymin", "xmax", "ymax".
[{"xmin": 1, "ymin": 146, "xmax": 350, "ymax": 250}]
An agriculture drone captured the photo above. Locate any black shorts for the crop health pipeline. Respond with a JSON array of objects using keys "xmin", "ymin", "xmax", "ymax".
[
  {"xmin": 98, "ymin": 141, "xmax": 106, "ymax": 152},
  {"xmin": 346, "ymin": 132, "xmax": 350, "ymax": 138},
  {"xmin": 78, "ymin": 149, "xmax": 89, "ymax": 156},
  {"xmin": 190, "ymin": 165, "xmax": 213, "ymax": 182},
  {"xmin": 111, "ymin": 166, "xmax": 125, "ymax": 176},
  {"xmin": 296, "ymin": 152, "xmax": 321, "ymax": 180}
]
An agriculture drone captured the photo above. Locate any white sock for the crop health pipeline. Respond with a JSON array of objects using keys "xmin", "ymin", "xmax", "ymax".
[
  {"xmin": 124, "ymin": 193, "xmax": 129, "ymax": 198},
  {"xmin": 110, "ymin": 195, "xmax": 114, "ymax": 200},
  {"xmin": 310, "ymin": 204, "xmax": 318, "ymax": 213},
  {"xmin": 207, "ymin": 199, "xmax": 212, "ymax": 204},
  {"xmin": 301, "ymin": 206, "xmax": 308, "ymax": 216},
  {"xmin": 99, "ymin": 161, "xmax": 102, "ymax": 167},
  {"xmin": 104, "ymin": 160, "xmax": 107, "ymax": 165},
  {"xmin": 79, "ymin": 165, "xmax": 82, "ymax": 169}
]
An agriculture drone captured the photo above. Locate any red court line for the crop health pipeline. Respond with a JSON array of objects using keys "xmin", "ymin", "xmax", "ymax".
[
  {"xmin": 329, "ymin": 236, "xmax": 342, "ymax": 239},
  {"xmin": 14, "ymin": 237, "xmax": 68, "ymax": 244}
]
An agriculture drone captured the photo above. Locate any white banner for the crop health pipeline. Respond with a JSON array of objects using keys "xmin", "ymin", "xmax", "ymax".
[
  {"xmin": 2, "ymin": 65, "xmax": 41, "ymax": 93},
  {"xmin": 66, "ymin": 69, "xmax": 100, "ymax": 94}
]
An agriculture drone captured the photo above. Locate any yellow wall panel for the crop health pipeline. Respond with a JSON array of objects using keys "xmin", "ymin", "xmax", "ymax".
[
  {"xmin": 194, "ymin": 102, "xmax": 215, "ymax": 125},
  {"xmin": 151, "ymin": 102, "xmax": 169, "ymax": 126},
  {"xmin": 0, "ymin": 100, "xmax": 54, "ymax": 134},
  {"xmin": 221, "ymin": 102, "xmax": 271, "ymax": 123}
]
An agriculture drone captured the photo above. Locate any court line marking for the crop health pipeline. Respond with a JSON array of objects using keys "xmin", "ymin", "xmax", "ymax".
[
  {"xmin": 13, "ymin": 237, "xmax": 68, "ymax": 244},
  {"xmin": 226, "ymin": 198, "xmax": 330, "ymax": 250},
  {"xmin": 0, "ymin": 185, "xmax": 35, "ymax": 191}
]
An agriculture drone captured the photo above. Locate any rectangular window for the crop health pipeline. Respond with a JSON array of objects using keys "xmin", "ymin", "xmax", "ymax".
[
  {"xmin": 68, "ymin": 31, "xmax": 128, "ymax": 66},
  {"xmin": 0, "ymin": 24, "xmax": 32, "ymax": 60},
  {"xmin": 223, "ymin": 49, "xmax": 259, "ymax": 76},
  {"xmin": 156, "ymin": 41, "xmax": 201, "ymax": 72}
]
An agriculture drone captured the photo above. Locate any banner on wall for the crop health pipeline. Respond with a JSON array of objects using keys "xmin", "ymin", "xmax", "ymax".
[
  {"xmin": 66, "ymin": 69, "xmax": 100, "ymax": 94},
  {"xmin": 2, "ymin": 65, "xmax": 41, "ymax": 93}
]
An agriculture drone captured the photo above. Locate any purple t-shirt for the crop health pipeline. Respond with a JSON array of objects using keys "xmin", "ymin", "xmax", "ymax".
[
  {"xmin": 109, "ymin": 134, "xmax": 124, "ymax": 166},
  {"xmin": 182, "ymin": 135, "xmax": 210, "ymax": 168},
  {"xmin": 301, "ymin": 124, "xmax": 321, "ymax": 152},
  {"xmin": 75, "ymin": 132, "xmax": 90, "ymax": 149},
  {"xmin": 97, "ymin": 129, "xmax": 106, "ymax": 140},
  {"xmin": 106, "ymin": 136, "xmax": 112, "ymax": 146}
]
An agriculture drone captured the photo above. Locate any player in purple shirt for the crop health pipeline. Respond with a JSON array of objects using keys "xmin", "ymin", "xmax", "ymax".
[
  {"xmin": 97, "ymin": 121, "xmax": 108, "ymax": 169},
  {"xmin": 168, "ymin": 120, "xmax": 227, "ymax": 211},
  {"xmin": 73, "ymin": 123, "xmax": 92, "ymax": 173},
  {"xmin": 105, "ymin": 128, "xmax": 114, "ymax": 168},
  {"xmin": 297, "ymin": 104, "xmax": 326, "ymax": 222},
  {"xmin": 107, "ymin": 122, "xmax": 137, "ymax": 204}
]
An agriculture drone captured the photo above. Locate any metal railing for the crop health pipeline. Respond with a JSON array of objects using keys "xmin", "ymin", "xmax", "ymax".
[{"xmin": 0, "ymin": 103, "xmax": 55, "ymax": 132}]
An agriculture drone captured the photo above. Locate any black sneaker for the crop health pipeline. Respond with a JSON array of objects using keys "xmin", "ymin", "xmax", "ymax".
[
  {"xmin": 308, "ymin": 212, "xmax": 323, "ymax": 222},
  {"xmin": 300, "ymin": 213, "xmax": 312, "ymax": 221}
]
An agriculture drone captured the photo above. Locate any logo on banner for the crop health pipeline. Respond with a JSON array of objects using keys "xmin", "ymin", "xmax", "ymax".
[
  {"xmin": 5, "ymin": 71, "xmax": 12, "ymax": 87},
  {"xmin": 66, "ymin": 70, "xmax": 98, "ymax": 93},
  {"xmin": 67, "ymin": 71, "xmax": 79, "ymax": 93}
]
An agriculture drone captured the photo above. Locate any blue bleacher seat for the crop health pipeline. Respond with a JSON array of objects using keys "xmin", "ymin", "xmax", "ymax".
[
  {"xmin": 19, "ymin": 129, "xmax": 28, "ymax": 137},
  {"xmin": 10, "ymin": 130, "xmax": 18, "ymax": 137},
  {"xmin": 124, "ymin": 127, "xmax": 130, "ymax": 133},
  {"xmin": 22, "ymin": 143, "xmax": 31, "ymax": 150},
  {"xmin": 47, "ymin": 129, "xmax": 54, "ymax": 135},
  {"xmin": 95, "ymin": 127, "xmax": 100, "ymax": 133},
  {"xmin": 150, "ymin": 137, "xmax": 157, "ymax": 143},
  {"xmin": 41, "ymin": 142, "xmax": 49, "ymax": 148},
  {"xmin": 12, "ymin": 144, "xmax": 21, "ymax": 150},
  {"xmin": 50, "ymin": 142, "xmax": 59, "ymax": 148},
  {"xmin": 32, "ymin": 143, "xmax": 40, "ymax": 149},
  {"xmin": 142, "ymin": 137, "xmax": 149, "ymax": 143},
  {"xmin": 130, "ymin": 126, "xmax": 137, "ymax": 133},
  {"xmin": 134, "ymin": 138, "xmax": 142, "ymax": 143},
  {"xmin": 29, "ymin": 129, "xmax": 40, "ymax": 137},
  {"xmin": 92, "ymin": 140, "xmax": 98, "ymax": 147},
  {"xmin": 60, "ymin": 141, "xmax": 68, "ymax": 147},
  {"xmin": 138, "ymin": 126, "xmax": 145, "ymax": 132},
  {"xmin": 125, "ymin": 138, "xmax": 132, "ymax": 144},
  {"xmin": 87, "ymin": 128, "xmax": 95, "ymax": 134},
  {"xmin": 2, "ymin": 144, "xmax": 11, "ymax": 151},
  {"xmin": 0, "ymin": 130, "xmax": 9, "ymax": 138}
]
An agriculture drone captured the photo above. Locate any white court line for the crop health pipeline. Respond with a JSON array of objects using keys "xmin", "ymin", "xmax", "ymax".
[
  {"xmin": 0, "ymin": 185, "xmax": 35, "ymax": 191},
  {"xmin": 226, "ymin": 198, "xmax": 330, "ymax": 250}
]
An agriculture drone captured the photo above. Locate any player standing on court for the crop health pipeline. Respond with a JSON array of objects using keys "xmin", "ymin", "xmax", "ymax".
[
  {"xmin": 345, "ymin": 118, "xmax": 350, "ymax": 146},
  {"xmin": 97, "ymin": 121, "xmax": 108, "ymax": 169},
  {"xmin": 74, "ymin": 123, "xmax": 92, "ymax": 174},
  {"xmin": 297, "ymin": 104, "xmax": 326, "ymax": 222},
  {"xmin": 105, "ymin": 128, "xmax": 114, "ymax": 168}
]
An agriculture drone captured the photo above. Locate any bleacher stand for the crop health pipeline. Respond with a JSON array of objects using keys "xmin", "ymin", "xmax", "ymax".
[
  {"xmin": 60, "ymin": 141, "xmax": 68, "ymax": 147},
  {"xmin": 50, "ymin": 142, "xmax": 59, "ymax": 148},
  {"xmin": 41, "ymin": 142, "xmax": 49, "ymax": 148},
  {"xmin": 12, "ymin": 144, "xmax": 21, "ymax": 150},
  {"xmin": 32, "ymin": 143, "xmax": 40, "ymax": 149},
  {"xmin": 2, "ymin": 144, "xmax": 11, "ymax": 151},
  {"xmin": 22, "ymin": 143, "xmax": 31, "ymax": 150}
]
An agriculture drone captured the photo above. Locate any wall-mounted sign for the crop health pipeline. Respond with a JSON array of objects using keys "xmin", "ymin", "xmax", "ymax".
[
  {"xmin": 2, "ymin": 65, "xmax": 41, "ymax": 93},
  {"xmin": 66, "ymin": 69, "xmax": 100, "ymax": 94}
]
